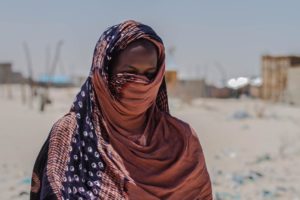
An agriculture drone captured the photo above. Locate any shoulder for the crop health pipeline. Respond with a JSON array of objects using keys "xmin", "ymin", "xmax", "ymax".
[
  {"xmin": 161, "ymin": 112, "xmax": 202, "ymax": 145},
  {"xmin": 48, "ymin": 112, "xmax": 77, "ymax": 149},
  {"xmin": 161, "ymin": 112, "xmax": 194, "ymax": 136},
  {"xmin": 46, "ymin": 112, "xmax": 77, "ymax": 196},
  {"xmin": 51, "ymin": 112, "xmax": 77, "ymax": 134},
  {"xmin": 163, "ymin": 113, "xmax": 191, "ymax": 130}
]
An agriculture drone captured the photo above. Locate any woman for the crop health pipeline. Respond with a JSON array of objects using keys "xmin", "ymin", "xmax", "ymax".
[{"xmin": 30, "ymin": 20, "xmax": 212, "ymax": 200}]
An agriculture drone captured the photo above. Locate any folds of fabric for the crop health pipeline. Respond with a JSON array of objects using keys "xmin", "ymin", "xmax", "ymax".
[{"xmin": 30, "ymin": 20, "xmax": 212, "ymax": 200}]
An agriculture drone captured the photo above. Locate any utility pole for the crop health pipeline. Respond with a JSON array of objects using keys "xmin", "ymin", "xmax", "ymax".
[{"xmin": 23, "ymin": 42, "xmax": 35, "ymax": 107}]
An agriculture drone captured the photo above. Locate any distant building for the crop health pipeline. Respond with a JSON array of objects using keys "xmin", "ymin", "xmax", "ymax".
[
  {"xmin": 0, "ymin": 63, "xmax": 27, "ymax": 84},
  {"xmin": 165, "ymin": 70, "xmax": 177, "ymax": 89},
  {"xmin": 286, "ymin": 67, "xmax": 300, "ymax": 105},
  {"xmin": 249, "ymin": 84, "xmax": 262, "ymax": 99},
  {"xmin": 175, "ymin": 79, "xmax": 207, "ymax": 99},
  {"xmin": 165, "ymin": 46, "xmax": 179, "ymax": 90},
  {"xmin": 206, "ymin": 85, "xmax": 232, "ymax": 98},
  {"xmin": 0, "ymin": 63, "xmax": 12, "ymax": 84},
  {"xmin": 37, "ymin": 74, "xmax": 73, "ymax": 87},
  {"xmin": 261, "ymin": 55, "xmax": 300, "ymax": 102},
  {"xmin": 249, "ymin": 77, "xmax": 263, "ymax": 99}
]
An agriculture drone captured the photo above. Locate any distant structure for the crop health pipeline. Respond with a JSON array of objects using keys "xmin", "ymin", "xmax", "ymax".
[
  {"xmin": 165, "ymin": 46, "xmax": 178, "ymax": 89},
  {"xmin": 286, "ymin": 63, "xmax": 300, "ymax": 105},
  {"xmin": 0, "ymin": 63, "xmax": 26, "ymax": 84},
  {"xmin": 261, "ymin": 55, "xmax": 300, "ymax": 104},
  {"xmin": 0, "ymin": 63, "xmax": 12, "ymax": 84},
  {"xmin": 165, "ymin": 47, "xmax": 232, "ymax": 100},
  {"xmin": 249, "ymin": 77, "xmax": 262, "ymax": 99},
  {"xmin": 165, "ymin": 71, "xmax": 177, "ymax": 89}
]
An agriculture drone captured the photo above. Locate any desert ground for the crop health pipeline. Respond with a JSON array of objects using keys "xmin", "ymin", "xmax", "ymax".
[{"xmin": 0, "ymin": 85, "xmax": 300, "ymax": 200}]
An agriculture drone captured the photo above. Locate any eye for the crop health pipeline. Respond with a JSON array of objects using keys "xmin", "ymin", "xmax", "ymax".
[
  {"xmin": 145, "ymin": 72, "xmax": 156, "ymax": 79},
  {"xmin": 126, "ymin": 65, "xmax": 138, "ymax": 74}
]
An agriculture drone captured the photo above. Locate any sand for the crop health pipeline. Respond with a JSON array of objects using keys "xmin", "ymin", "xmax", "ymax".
[{"xmin": 0, "ymin": 85, "xmax": 300, "ymax": 199}]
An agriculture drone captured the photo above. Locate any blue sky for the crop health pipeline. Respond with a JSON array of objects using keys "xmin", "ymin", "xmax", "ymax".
[{"xmin": 1, "ymin": 0, "xmax": 300, "ymax": 85}]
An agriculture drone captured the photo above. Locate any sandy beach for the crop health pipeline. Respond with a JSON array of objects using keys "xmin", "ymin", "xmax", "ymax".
[{"xmin": 1, "ymin": 85, "xmax": 300, "ymax": 199}]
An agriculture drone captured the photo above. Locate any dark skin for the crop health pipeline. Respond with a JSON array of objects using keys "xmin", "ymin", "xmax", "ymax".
[{"xmin": 110, "ymin": 39, "xmax": 158, "ymax": 80}]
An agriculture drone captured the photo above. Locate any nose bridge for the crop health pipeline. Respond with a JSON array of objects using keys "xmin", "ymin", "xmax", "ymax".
[
  {"xmin": 138, "ymin": 69, "xmax": 148, "ymax": 76},
  {"xmin": 134, "ymin": 63, "xmax": 152, "ymax": 75}
]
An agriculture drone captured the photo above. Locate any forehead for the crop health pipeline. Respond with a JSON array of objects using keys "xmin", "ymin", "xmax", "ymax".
[
  {"xmin": 125, "ymin": 39, "xmax": 157, "ymax": 52},
  {"xmin": 117, "ymin": 39, "xmax": 158, "ymax": 63}
]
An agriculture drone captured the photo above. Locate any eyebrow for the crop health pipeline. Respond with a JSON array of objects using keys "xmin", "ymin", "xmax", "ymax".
[{"xmin": 127, "ymin": 65, "xmax": 157, "ymax": 71}]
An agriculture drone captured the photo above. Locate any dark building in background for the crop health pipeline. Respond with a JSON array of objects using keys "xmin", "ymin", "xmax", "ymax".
[
  {"xmin": 0, "ymin": 63, "xmax": 12, "ymax": 84},
  {"xmin": 0, "ymin": 63, "xmax": 26, "ymax": 84}
]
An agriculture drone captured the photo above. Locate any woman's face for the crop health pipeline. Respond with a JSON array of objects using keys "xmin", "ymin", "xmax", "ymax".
[{"xmin": 111, "ymin": 40, "xmax": 158, "ymax": 80}]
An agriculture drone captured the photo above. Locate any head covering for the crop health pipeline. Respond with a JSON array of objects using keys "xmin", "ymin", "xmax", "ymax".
[{"xmin": 30, "ymin": 20, "xmax": 212, "ymax": 200}]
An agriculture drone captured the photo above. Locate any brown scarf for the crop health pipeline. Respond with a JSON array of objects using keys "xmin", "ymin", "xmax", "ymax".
[{"xmin": 92, "ymin": 41, "xmax": 212, "ymax": 199}]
